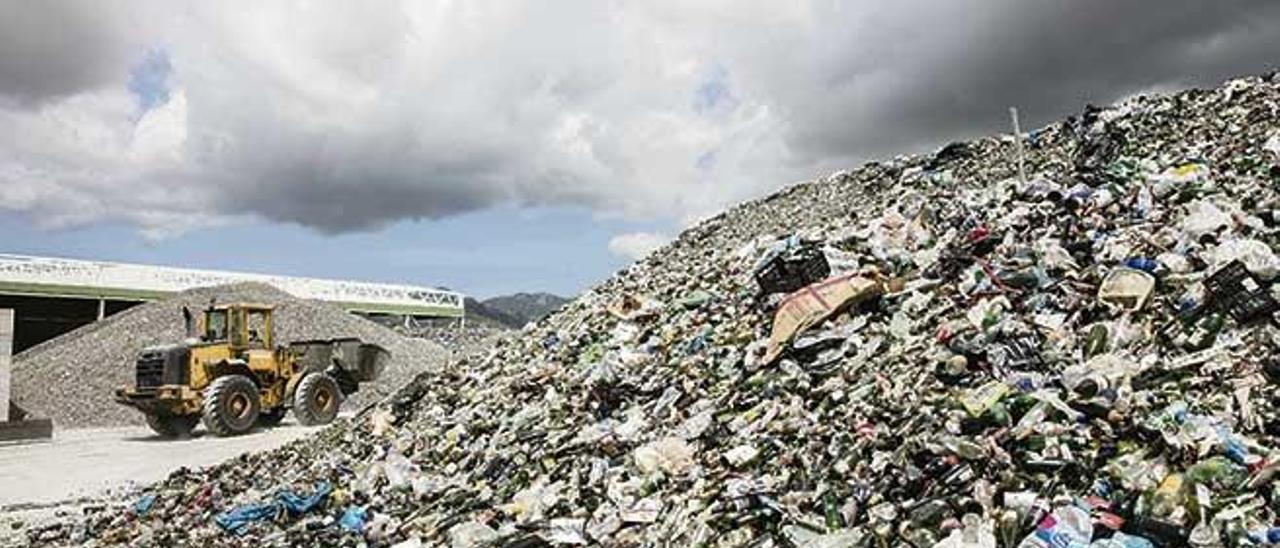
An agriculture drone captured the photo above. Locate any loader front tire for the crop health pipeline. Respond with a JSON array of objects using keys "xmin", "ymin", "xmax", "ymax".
[
  {"xmin": 201, "ymin": 375, "xmax": 260, "ymax": 436},
  {"xmin": 294, "ymin": 373, "xmax": 342, "ymax": 426},
  {"xmin": 146, "ymin": 413, "xmax": 199, "ymax": 438}
]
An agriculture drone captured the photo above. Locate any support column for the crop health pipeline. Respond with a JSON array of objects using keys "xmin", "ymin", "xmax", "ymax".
[
  {"xmin": 0, "ymin": 309, "xmax": 12, "ymax": 422},
  {"xmin": 97, "ymin": 298, "xmax": 106, "ymax": 321},
  {"xmin": 0, "ymin": 307, "xmax": 52, "ymax": 441}
]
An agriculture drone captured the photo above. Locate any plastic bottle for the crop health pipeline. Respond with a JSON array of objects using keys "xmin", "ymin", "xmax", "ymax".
[
  {"xmin": 1125, "ymin": 257, "xmax": 1160, "ymax": 273},
  {"xmin": 986, "ymin": 402, "xmax": 1012, "ymax": 427},
  {"xmin": 1185, "ymin": 456, "xmax": 1245, "ymax": 486},
  {"xmin": 1073, "ymin": 374, "xmax": 1111, "ymax": 398},
  {"xmin": 1117, "ymin": 491, "xmax": 1190, "ymax": 547},
  {"xmin": 1084, "ymin": 324, "xmax": 1109, "ymax": 358},
  {"xmin": 823, "ymin": 491, "xmax": 844, "ymax": 529},
  {"xmin": 1185, "ymin": 314, "xmax": 1225, "ymax": 350},
  {"xmin": 383, "ymin": 450, "xmax": 418, "ymax": 490},
  {"xmin": 1248, "ymin": 528, "xmax": 1280, "ymax": 545},
  {"xmin": 1149, "ymin": 474, "xmax": 1185, "ymax": 518},
  {"xmin": 1122, "ymin": 516, "xmax": 1189, "ymax": 546}
]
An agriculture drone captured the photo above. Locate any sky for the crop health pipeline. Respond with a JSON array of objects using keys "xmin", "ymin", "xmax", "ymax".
[{"xmin": 1, "ymin": 1, "xmax": 1279, "ymax": 298}]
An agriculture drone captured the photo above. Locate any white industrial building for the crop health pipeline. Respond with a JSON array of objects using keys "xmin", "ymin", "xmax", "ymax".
[
  {"xmin": 0, "ymin": 253, "xmax": 463, "ymax": 318},
  {"xmin": 0, "ymin": 254, "xmax": 464, "ymax": 354}
]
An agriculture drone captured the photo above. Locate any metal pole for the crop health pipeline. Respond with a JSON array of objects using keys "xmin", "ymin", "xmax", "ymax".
[{"xmin": 1010, "ymin": 107, "xmax": 1027, "ymax": 184}]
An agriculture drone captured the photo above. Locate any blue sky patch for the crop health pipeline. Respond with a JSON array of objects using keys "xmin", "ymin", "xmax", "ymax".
[
  {"xmin": 692, "ymin": 65, "xmax": 735, "ymax": 115},
  {"xmin": 0, "ymin": 206, "xmax": 675, "ymax": 298},
  {"xmin": 128, "ymin": 49, "xmax": 172, "ymax": 112},
  {"xmin": 695, "ymin": 149, "xmax": 718, "ymax": 171}
]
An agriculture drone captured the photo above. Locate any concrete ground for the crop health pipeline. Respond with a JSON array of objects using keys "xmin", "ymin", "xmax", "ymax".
[{"xmin": 0, "ymin": 419, "xmax": 322, "ymax": 508}]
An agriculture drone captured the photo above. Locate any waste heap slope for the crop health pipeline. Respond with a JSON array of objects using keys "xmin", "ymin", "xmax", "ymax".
[
  {"xmin": 33, "ymin": 73, "xmax": 1280, "ymax": 546},
  {"xmin": 12, "ymin": 282, "xmax": 445, "ymax": 427}
]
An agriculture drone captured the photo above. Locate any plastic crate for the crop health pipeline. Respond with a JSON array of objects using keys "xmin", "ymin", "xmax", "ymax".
[
  {"xmin": 986, "ymin": 333, "xmax": 1043, "ymax": 370},
  {"xmin": 1203, "ymin": 260, "xmax": 1279, "ymax": 322},
  {"xmin": 754, "ymin": 245, "xmax": 831, "ymax": 295}
]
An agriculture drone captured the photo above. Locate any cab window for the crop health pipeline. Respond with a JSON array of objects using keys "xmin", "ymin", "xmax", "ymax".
[
  {"xmin": 228, "ymin": 309, "xmax": 246, "ymax": 347},
  {"xmin": 205, "ymin": 310, "xmax": 228, "ymax": 342},
  {"xmin": 247, "ymin": 310, "xmax": 270, "ymax": 348}
]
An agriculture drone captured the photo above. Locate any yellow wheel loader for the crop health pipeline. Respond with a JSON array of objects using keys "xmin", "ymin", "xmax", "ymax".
[{"xmin": 114, "ymin": 303, "xmax": 389, "ymax": 438}]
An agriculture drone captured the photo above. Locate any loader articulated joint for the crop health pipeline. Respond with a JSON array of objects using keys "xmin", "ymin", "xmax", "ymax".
[{"xmin": 209, "ymin": 359, "xmax": 256, "ymax": 386}]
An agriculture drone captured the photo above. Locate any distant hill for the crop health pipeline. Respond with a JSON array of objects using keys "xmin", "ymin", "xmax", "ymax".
[
  {"xmin": 462, "ymin": 297, "xmax": 523, "ymax": 328},
  {"xmin": 480, "ymin": 292, "xmax": 570, "ymax": 327}
]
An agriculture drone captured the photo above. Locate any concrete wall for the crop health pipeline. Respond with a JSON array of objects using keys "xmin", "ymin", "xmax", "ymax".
[{"xmin": 0, "ymin": 309, "xmax": 12, "ymax": 422}]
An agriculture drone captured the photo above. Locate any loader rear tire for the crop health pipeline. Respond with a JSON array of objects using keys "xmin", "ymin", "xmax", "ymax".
[
  {"xmin": 294, "ymin": 373, "xmax": 342, "ymax": 426},
  {"xmin": 146, "ymin": 414, "xmax": 199, "ymax": 438},
  {"xmin": 201, "ymin": 375, "xmax": 260, "ymax": 436}
]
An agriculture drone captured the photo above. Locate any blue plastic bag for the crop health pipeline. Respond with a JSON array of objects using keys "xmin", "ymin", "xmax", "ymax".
[
  {"xmin": 133, "ymin": 494, "xmax": 157, "ymax": 516},
  {"xmin": 214, "ymin": 481, "xmax": 333, "ymax": 535},
  {"xmin": 339, "ymin": 506, "xmax": 367, "ymax": 533}
]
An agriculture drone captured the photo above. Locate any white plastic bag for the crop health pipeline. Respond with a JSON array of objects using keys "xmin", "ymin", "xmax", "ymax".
[
  {"xmin": 1180, "ymin": 200, "xmax": 1231, "ymax": 237},
  {"xmin": 1018, "ymin": 505, "xmax": 1093, "ymax": 548},
  {"xmin": 1212, "ymin": 238, "xmax": 1280, "ymax": 280}
]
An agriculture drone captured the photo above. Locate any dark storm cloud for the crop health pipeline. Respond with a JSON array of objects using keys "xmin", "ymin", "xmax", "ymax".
[
  {"xmin": 0, "ymin": 0, "xmax": 136, "ymax": 104},
  {"xmin": 218, "ymin": 146, "xmax": 518, "ymax": 234},
  {"xmin": 789, "ymin": 0, "xmax": 1280, "ymax": 161},
  {"xmin": 1, "ymin": 1, "xmax": 1280, "ymax": 235}
]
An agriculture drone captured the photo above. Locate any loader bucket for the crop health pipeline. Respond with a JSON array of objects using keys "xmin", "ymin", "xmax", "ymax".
[
  {"xmin": 289, "ymin": 340, "xmax": 336, "ymax": 373},
  {"xmin": 355, "ymin": 343, "xmax": 390, "ymax": 382},
  {"xmin": 288, "ymin": 338, "xmax": 388, "ymax": 382}
]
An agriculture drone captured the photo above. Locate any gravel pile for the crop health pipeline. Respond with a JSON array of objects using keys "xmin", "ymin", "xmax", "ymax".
[
  {"xmin": 23, "ymin": 73, "xmax": 1280, "ymax": 547},
  {"xmin": 394, "ymin": 319, "xmax": 508, "ymax": 356},
  {"xmin": 11, "ymin": 282, "xmax": 447, "ymax": 428}
]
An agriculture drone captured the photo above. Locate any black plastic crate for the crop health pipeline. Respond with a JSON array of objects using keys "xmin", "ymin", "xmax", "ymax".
[
  {"xmin": 1203, "ymin": 260, "xmax": 1279, "ymax": 322},
  {"xmin": 754, "ymin": 245, "xmax": 831, "ymax": 295}
]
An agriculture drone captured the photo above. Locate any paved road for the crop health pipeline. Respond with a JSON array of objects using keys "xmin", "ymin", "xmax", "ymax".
[{"xmin": 0, "ymin": 419, "xmax": 323, "ymax": 507}]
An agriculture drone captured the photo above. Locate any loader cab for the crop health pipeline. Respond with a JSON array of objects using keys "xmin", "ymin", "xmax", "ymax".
[{"xmin": 203, "ymin": 303, "xmax": 274, "ymax": 350}]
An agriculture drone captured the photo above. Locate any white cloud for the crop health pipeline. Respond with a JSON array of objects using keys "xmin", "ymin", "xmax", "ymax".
[
  {"xmin": 608, "ymin": 232, "xmax": 670, "ymax": 261},
  {"xmin": 1, "ymin": 1, "xmax": 1278, "ymax": 237}
]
